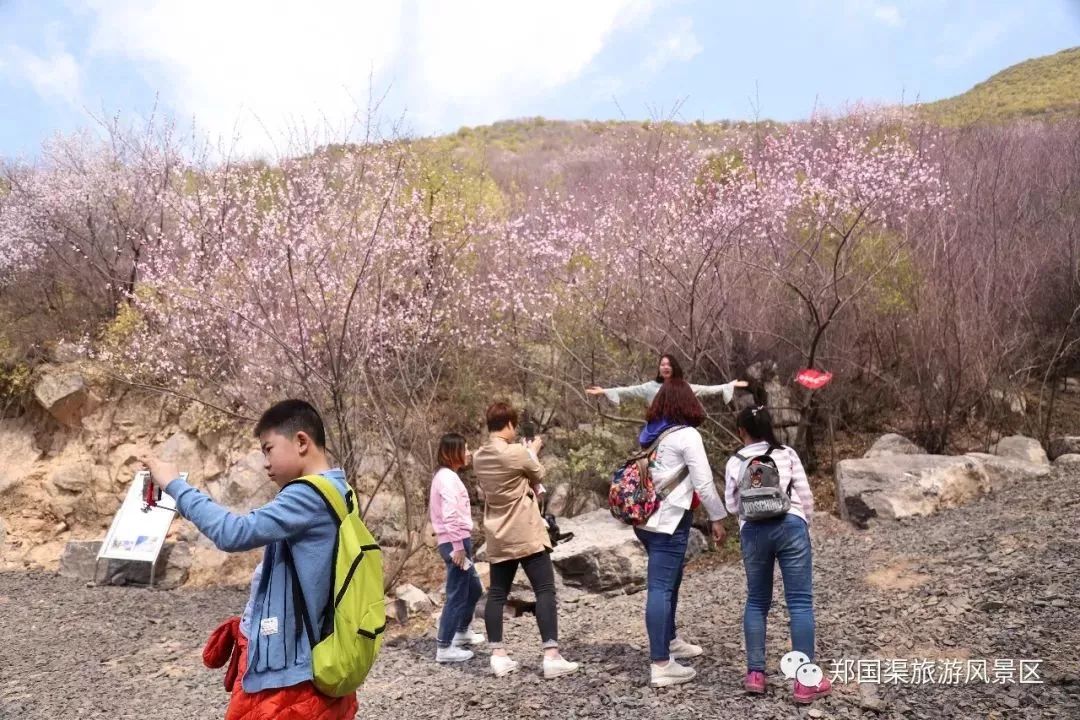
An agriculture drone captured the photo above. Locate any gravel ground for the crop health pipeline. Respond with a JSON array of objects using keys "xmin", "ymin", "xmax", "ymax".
[{"xmin": 2, "ymin": 467, "xmax": 1079, "ymax": 720}]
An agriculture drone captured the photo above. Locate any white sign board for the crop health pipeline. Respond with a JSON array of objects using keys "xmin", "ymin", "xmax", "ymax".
[{"xmin": 98, "ymin": 471, "xmax": 183, "ymax": 563}]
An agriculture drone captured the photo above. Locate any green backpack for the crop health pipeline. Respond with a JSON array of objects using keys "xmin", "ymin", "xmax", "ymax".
[{"xmin": 282, "ymin": 474, "xmax": 386, "ymax": 697}]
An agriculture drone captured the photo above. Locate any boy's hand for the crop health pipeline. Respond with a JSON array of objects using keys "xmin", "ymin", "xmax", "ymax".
[
  {"xmin": 526, "ymin": 435, "xmax": 544, "ymax": 455},
  {"xmin": 140, "ymin": 455, "xmax": 179, "ymax": 491},
  {"xmin": 451, "ymin": 548, "xmax": 467, "ymax": 569}
]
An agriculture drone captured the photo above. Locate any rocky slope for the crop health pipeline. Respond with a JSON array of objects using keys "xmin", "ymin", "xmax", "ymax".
[{"xmin": 2, "ymin": 459, "xmax": 1077, "ymax": 719}]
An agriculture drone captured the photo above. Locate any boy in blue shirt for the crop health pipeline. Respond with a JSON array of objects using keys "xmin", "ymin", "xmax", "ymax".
[{"xmin": 143, "ymin": 399, "xmax": 358, "ymax": 719}]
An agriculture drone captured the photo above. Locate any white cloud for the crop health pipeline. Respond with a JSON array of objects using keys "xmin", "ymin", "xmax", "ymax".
[
  {"xmin": 77, "ymin": 0, "xmax": 655, "ymax": 156},
  {"xmin": 2, "ymin": 45, "xmax": 81, "ymax": 104},
  {"xmin": 590, "ymin": 13, "xmax": 700, "ymax": 107},
  {"xmin": 837, "ymin": 0, "xmax": 904, "ymax": 28},
  {"xmin": 642, "ymin": 16, "xmax": 702, "ymax": 75},
  {"xmin": 934, "ymin": 11, "xmax": 1018, "ymax": 68},
  {"xmin": 404, "ymin": 0, "xmax": 654, "ymax": 131},
  {"xmin": 872, "ymin": 4, "xmax": 903, "ymax": 28},
  {"xmin": 81, "ymin": 0, "xmax": 405, "ymax": 156}
]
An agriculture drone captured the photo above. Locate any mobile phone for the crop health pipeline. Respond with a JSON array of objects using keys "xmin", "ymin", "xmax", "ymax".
[{"xmin": 140, "ymin": 470, "xmax": 161, "ymax": 508}]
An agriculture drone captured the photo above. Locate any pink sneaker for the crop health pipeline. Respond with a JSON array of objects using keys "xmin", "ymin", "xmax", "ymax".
[
  {"xmin": 744, "ymin": 670, "xmax": 766, "ymax": 694},
  {"xmin": 794, "ymin": 675, "xmax": 832, "ymax": 704}
]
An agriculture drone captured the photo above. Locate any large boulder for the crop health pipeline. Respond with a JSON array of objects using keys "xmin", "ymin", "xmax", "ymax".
[
  {"xmin": 546, "ymin": 483, "xmax": 571, "ymax": 517},
  {"xmin": 546, "ymin": 484, "xmax": 605, "ymax": 518},
  {"xmin": 0, "ymin": 419, "xmax": 42, "ymax": 496},
  {"xmin": 965, "ymin": 453, "xmax": 1052, "ymax": 489},
  {"xmin": 47, "ymin": 462, "xmax": 92, "ymax": 494},
  {"xmin": 59, "ymin": 539, "xmax": 191, "ymax": 589},
  {"xmin": 44, "ymin": 460, "xmax": 92, "ymax": 520},
  {"xmin": 33, "ymin": 369, "xmax": 90, "ymax": 427},
  {"xmin": 360, "ymin": 493, "xmax": 406, "ymax": 546},
  {"xmin": 206, "ymin": 450, "xmax": 275, "ymax": 511},
  {"xmin": 155, "ymin": 432, "xmax": 210, "ymax": 484},
  {"xmin": 864, "ymin": 433, "xmax": 926, "ymax": 458},
  {"xmin": 835, "ymin": 455, "xmax": 991, "ymax": 528},
  {"xmin": 550, "ymin": 509, "xmax": 646, "ymax": 592},
  {"xmin": 990, "ymin": 435, "xmax": 1049, "ymax": 466},
  {"xmin": 1048, "ymin": 437, "xmax": 1080, "ymax": 460}
]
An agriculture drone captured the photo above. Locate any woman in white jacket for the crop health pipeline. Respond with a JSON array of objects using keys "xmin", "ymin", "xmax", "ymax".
[{"xmin": 633, "ymin": 379, "xmax": 728, "ymax": 688}]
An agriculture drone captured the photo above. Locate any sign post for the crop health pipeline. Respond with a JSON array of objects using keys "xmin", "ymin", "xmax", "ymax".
[{"xmin": 96, "ymin": 470, "xmax": 183, "ymax": 588}]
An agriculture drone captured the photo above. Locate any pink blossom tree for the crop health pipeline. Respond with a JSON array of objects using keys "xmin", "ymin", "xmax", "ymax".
[
  {"xmin": 729, "ymin": 110, "xmax": 950, "ymax": 452},
  {"xmin": 104, "ymin": 135, "xmax": 505, "ymax": 586}
]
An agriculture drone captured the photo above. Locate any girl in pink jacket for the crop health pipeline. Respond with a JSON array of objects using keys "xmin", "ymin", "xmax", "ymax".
[{"xmin": 429, "ymin": 433, "xmax": 485, "ymax": 663}]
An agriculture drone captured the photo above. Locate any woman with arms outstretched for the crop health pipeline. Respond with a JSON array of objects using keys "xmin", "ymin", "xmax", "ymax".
[{"xmin": 586, "ymin": 354, "xmax": 747, "ymax": 408}]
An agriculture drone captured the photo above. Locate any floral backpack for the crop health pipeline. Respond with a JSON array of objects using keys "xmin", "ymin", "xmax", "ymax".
[{"xmin": 608, "ymin": 426, "xmax": 688, "ymax": 525}]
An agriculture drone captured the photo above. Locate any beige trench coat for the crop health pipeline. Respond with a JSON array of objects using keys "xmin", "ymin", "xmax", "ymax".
[{"xmin": 472, "ymin": 436, "xmax": 550, "ymax": 564}]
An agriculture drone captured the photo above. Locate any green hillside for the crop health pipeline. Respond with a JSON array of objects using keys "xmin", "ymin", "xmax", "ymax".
[{"xmin": 921, "ymin": 46, "xmax": 1080, "ymax": 125}]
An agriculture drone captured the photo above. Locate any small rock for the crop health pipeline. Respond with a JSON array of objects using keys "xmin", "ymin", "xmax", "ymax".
[
  {"xmin": 1052, "ymin": 453, "xmax": 1080, "ymax": 468},
  {"xmin": 807, "ymin": 709, "xmax": 824, "ymax": 719},
  {"xmin": 1049, "ymin": 436, "xmax": 1080, "ymax": 460},
  {"xmin": 395, "ymin": 583, "xmax": 433, "ymax": 615},
  {"xmin": 384, "ymin": 597, "xmax": 407, "ymax": 624},
  {"xmin": 684, "ymin": 528, "xmax": 707, "ymax": 560}
]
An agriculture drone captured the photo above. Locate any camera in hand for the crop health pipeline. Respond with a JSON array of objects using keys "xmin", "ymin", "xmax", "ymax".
[{"xmin": 520, "ymin": 418, "xmax": 537, "ymax": 446}]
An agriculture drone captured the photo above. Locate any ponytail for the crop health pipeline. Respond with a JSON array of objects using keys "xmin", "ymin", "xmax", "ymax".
[{"xmin": 736, "ymin": 406, "xmax": 783, "ymax": 451}]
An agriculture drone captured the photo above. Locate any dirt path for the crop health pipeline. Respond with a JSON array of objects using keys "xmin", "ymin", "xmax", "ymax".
[{"xmin": 2, "ymin": 468, "xmax": 1078, "ymax": 719}]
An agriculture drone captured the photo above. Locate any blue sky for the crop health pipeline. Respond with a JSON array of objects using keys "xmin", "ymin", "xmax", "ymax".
[{"xmin": 1, "ymin": 0, "xmax": 1077, "ymax": 158}]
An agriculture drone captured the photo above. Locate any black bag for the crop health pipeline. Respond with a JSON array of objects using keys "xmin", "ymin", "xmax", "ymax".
[{"xmin": 543, "ymin": 513, "xmax": 574, "ymax": 547}]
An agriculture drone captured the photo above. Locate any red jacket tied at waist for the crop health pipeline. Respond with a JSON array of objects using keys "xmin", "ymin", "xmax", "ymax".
[{"xmin": 203, "ymin": 616, "xmax": 243, "ymax": 692}]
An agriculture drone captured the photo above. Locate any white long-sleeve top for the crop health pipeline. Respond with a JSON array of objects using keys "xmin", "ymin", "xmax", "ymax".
[
  {"xmin": 602, "ymin": 380, "xmax": 737, "ymax": 407},
  {"xmin": 723, "ymin": 441, "xmax": 814, "ymax": 529},
  {"xmin": 639, "ymin": 426, "xmax": 727, "ymax": 534}
]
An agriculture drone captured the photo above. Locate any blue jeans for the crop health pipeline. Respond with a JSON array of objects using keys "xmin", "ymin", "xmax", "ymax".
[
  {"xmin": 740, "ymin": 513, "xmax": 815, "ymax": 672},
  {"xmin": 634, "ymin": 511, "xmax": 691, "ymax": 662},
  {"xmin": 437, "ymin": 539, "xmax": 483, "ymax": 648}
]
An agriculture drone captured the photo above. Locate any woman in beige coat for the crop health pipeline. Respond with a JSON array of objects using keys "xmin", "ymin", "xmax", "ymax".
[{"xmin": 472, "ymin": 401, "xmax": 580, "ymax": 680}]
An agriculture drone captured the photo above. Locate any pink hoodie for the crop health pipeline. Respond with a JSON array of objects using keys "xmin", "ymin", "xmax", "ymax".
[{"xmin": 429, "ymin": 467, "xmax": 473, "ymax": 551}]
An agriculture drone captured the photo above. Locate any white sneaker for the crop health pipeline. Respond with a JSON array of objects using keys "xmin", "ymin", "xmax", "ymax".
[
  {"xmin": 668, "ymin": 637, "xmax": 703, "ymax": 659},
  {"xmin": 650, "ymin": 660, "xmax": 697, "ymax": 687},
  {"xmin": 491, "ymin": 654, "xmax": 519, "ymax": 677},
  {"xmin": 435, "ymin": 645, "xmax": 474, "ymax": 663},
  {"xmin": 543, "ymin": 655, "xmax": 581, "ymax": 679},
  {"xmin": 453, "ymin": 629, "xmax": 485, "ymax": 646}
]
